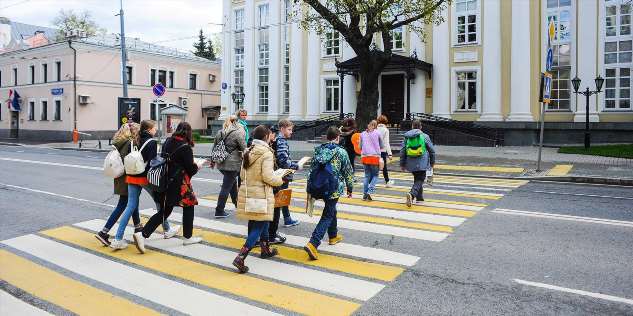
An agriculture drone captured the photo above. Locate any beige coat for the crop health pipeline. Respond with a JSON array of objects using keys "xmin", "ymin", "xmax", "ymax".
[{"xmin": 237, "ymin": 140, "xmax": 285, "ymax": 221}]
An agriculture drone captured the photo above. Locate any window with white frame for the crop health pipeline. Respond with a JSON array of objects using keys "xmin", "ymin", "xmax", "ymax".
[
  {"xmin": 235, "ymin": 8, "xmax": 244, "ymax": 30},
  {"xmin": 234, "ymin": 32, "xmax": 244, "ymax": 69},
  {"xmin": 28, "ymin": 101, "xmax": 35, "ymax": 120},
  {"xmin": 283, "ymin": 67, "xmax": 290, "ymax": 113},
  {"xmin": 40, "ymin": 100, "xmax": 48, "ymax": 121},
  {"xmin": 546, "ymin": 0, "xmax": 573, "ymax": 110},
  {"xmin": 604, "ymin": 0, "xmax": 632, "ymax": 110},
  {"xmin": 42, "ymin": 63, "xmax": 48, "ymax": 83},
  {"xmin": 258, "ymin": 68, "xmax": 269, "ymax": 113},
  {"xmin": 259, "ymin": 30, "xmax": 270, "ymax": 66},
  {"xmin": 29, "ymin": 65, "xmax": 35, "ymax": 84},
  {"xmin": 54, "ymin": 99, "xmax": 61, "ymax": 120},
  {"xmin": 323, "ymin": 30, "xmax": 340, "ymax": 57},
  {"xmin": 391, "ymin": 26, "xmax": 404, "ymax": 50},
  {"xmin": 325, "ymin": 79, "xmax": 340, "ymax": 112},
  {"xmin": 283, "ymin": 0, "xmax": 291, "ymax": 114},
  {"xmin": 455, "ymin": 71, "xmax": 478, "ymax": 111},
  {"xmin": 455, "ymin": 0, "xmax": 479, "ymax": 45}
]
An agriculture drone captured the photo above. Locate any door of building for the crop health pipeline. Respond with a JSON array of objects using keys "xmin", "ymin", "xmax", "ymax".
[
  {"xmin": 381, "ymin": 74, "xmax": 405, "ymax": 125},
  {"xmin": 9, "ymin": 111, "xmax": 19, "ymax": 138}
]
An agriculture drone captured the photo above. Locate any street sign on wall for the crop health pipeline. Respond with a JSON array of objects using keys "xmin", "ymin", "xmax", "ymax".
[
  {"xmin": 118, "ymin": 97, "xmax": 141, "ymax": 128},
  {"xmin": 543, "ymin": 72, "xmax": 552, "ymax": 104},
  {"xmin": 51, "ymin": 88, "xmax": 64, "ymax": 95}
]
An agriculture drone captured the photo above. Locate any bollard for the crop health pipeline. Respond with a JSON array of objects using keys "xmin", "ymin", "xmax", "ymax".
[
  {"xmin": 98, "ymin": 140, "xmax": 102, "ymax": 149},
  {"xmin": 79, "ymin": 140, "xmax": 82, "ymax": 148},
  {"xmin": 108, "ymin": 138, "xmax": 111, "ymax": 145}
]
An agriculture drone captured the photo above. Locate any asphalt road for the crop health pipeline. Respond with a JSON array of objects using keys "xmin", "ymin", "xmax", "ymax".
[{"xmin": 0, "ymin": 144, "xmax": 631, "ymax": 315}]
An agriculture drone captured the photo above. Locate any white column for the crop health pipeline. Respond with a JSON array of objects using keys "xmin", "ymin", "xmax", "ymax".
[
  {"xmin": 479, "ymin": 0, "xmax": 504, "ymax": 121},
  {"xmin": 267, "ymin": 0, "xmax": 281, "ymax": 120},
  {"xmin": 574, "ymin": 0, "xmax": 600, "ymax": 122},
  {"xmin": 507, "ymin": 0, "xmax": 534, "ymax": 121},
  {"xmin": 410, "ymin": 69, "xmax": 426, "ymax": 113},
  {"xmin": 342, "ymin": 41, "xmax": 357, "ymax": 115},
  {"xmin": 432, "ymin": 11, "xmax": 451, "ymax": 118},
  {"xmin": 289, "ymin": 21, "xmax": 304, "ymax": 120},
  {"xmin": 409, "ymin": 22, "xmax": 426, "ymax": 60},
  {"xmin": 243, "ymin": 2, "xmax": 256, "ymax": 116},
  {"xmin": 305, "ymin": 30, "xmax": 321, "ymax": 119},
  {"xmin": 220, "ymin": 0, "xmax": 232, "ymax": 118}
]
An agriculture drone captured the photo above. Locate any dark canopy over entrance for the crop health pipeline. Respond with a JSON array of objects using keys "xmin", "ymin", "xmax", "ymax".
[{"xmin": 335, "ymin": 52, "xmax": 433, "ymax": 120}]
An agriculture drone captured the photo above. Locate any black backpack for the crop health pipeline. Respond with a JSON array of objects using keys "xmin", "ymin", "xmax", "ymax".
[{"xmin": 146, "ymin": 143, "xmax": 187, "ymax": 193}]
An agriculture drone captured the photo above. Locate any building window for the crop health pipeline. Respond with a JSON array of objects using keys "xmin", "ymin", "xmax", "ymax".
[
  {"xmin": 258, "ymin": 4, "xmax": 269, "ymax": 27},
  {"xmin": 125, "ymin": 66, "xmax": 133, "ymax": 85},
  {"xmin": 258, "ymin": 68, "xmax": 269, "ymax": 113},
  {"xmin": 0, "ymin": 70, "xmax": 2, "ymax": 87},
  {"xmin": 168, "ymin": 71, "xmax": 174, "ymax": 88},
  {"xmin": 325, "ymin": 79, "xmax": 340, "ymax": 112},
  {"xmin": 42, "ymin": 63, "xmax": 48, "ymax": 83},
  {"xmin": 546, "ymin": 0, "xmax": 572, "ymax": 110},
  {"xmin": 455, "ymin": 71, "xmax": 478, "ymax": 111},
  {"xmin": 283, "ymin": 67, "xmax": 290, "ymax": 113},
  {"xmin": 235, "ymin": 8, "xmax": 244, "ymax": 30},
  {"xmin": 158, "ymin": 70, "xmax": 167, "ymax": 86},
  {"xmin": 189, "ymin": 73, "xmax": 197, "ymax": 90},
  {"xmin": 28, "ymin": 101, "xmax": 35, "ymax": 120},
  {"xmin": 323, "ymin": 30, "xmax": 340, "ymax": 56},
  {"xmin": 150, "ymin": 69, "xmax": 156, "ymax": 86},
  {"xmin": 455, "ymin": 0, "xmax": 479, "ymax": 44},
  {"xmin": 604, "ymin": 1, "xmax": 632, "ymax": 111},
  {"xmin": 13, "ymin": 68, "xmax": 17, "ymax": 86},
  {"xmin": 30, "ymin": 65, "xmax": 35, "ymax": 84},
  {"xmin": 40, "ymin": 100, "xmax": 48, "ymax": 121},
  {"xmin": 235, "ymin": 32, "xmax": 244, "ymax": 68},
  {"xmin": 56, "ymin": 61, "xmax": 61, "ymax": 81},
  {"xmin": 258, "ymin": 31, "xmax": 270, "ymax": 67},
  {"xmin": 54, "ymin": 100, "xmax": 61, "ymax": 120},
  {"xmin": 391, "ymin": 26, "xmax": 404, "ymax": 50},
  {"xmin": 150, "ymin": 103, "xmax": 157, "ymax": 121}
]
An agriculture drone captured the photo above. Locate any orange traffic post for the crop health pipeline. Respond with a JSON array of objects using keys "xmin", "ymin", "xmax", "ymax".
[{"xmin": 72, "ymin": 129, "xmax": 79, "ymax": 143}]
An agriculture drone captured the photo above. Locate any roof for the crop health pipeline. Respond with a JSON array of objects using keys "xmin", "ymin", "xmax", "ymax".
[
  {"xmin": 336, "ymin": 52, "xmax": 433, "ymax": 75},
  {"xmin": 160, "ymin": 105, "xmax": 188, "ymax": 115}
]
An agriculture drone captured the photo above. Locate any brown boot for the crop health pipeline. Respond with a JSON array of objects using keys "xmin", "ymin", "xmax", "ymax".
[
  {"xmin": 260, "ymin": 241, "xmax": 279, "ymax": 259},
  {"xmin": 232, "ymin": 246, "xmax": 251, "ymax": 273}
]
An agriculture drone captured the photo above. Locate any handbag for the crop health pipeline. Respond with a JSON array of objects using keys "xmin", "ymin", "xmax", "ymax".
[
  {"xmin": 274, "ymin": 188, "xmax": 292, "ymax": 208},
  {"xmin": 243, "ymin": 167, "xmax": 268, "ymax": 214},
  {"xmin": 209, "ymin": 129, "xmax": 236, "ymax": 163},
  {"xmin": 361, "ymin": 155, "xmax": 380, "ymax": 166}
]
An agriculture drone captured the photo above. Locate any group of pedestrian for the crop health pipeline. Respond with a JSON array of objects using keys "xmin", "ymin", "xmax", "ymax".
[{"xmin": 95, "ymin": 109, "xmax": 434, "ymax": 274}]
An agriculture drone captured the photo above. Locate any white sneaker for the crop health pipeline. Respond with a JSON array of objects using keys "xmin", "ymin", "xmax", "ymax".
[
  {"xmin": 386, "ymin": 180, "xmax": 395, "ymax": 187},
  {"xmin": 133, "ymin": 232, "xmax": 146, "ymax": 254},
  {"xmin": 164, "ymin": 225, "xmax": 180, "ymax": 239},
  {"xmin": 183, "ymin": 236, "xmax": 203, "ymax": 245},
  {"xmin": 109, "ymin": 239, "xmax": 128, "ymax": 250}
]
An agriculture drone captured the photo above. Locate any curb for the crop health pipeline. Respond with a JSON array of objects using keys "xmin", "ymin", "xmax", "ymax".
[{"xmin": 521, "ymin": 176, "xmax": 633, "ymax": 186}]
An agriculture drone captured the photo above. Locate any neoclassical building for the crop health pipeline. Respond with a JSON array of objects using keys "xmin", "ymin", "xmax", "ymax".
[{"xmin": 219, "ymin": 0, "xmax": 632, "ymax": 143}]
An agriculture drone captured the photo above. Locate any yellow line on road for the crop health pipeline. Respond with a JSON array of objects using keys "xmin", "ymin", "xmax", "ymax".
[
  {"xmin": 0, "ymin": 249, "xmax": 160, "ymax": 316},
  {"xmin": 42, "ymin": 226, "xmax": 360, "ymax": 316},
  {"xmin": 291, "ymin": 183, "xmax": 501, "ymax": 200},
  {"xmin": 369, "ymin": 193, "xmax": 488, "ymax": 207},
  {"xmin": 433, "ymin": 164, "xmax": 524, "ymax": 173},
  {"xmin": 353, "ymin": 172, "xmax": 526, "ymax": 188},
  {"xmin": 547, "ymin": 164, "xmax": 573, "ymax": 176}
]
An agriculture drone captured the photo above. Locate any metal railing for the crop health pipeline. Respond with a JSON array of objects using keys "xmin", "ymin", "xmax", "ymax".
[
  {"xmin": 77, "ymin": 132, "xmax": 106, "ymax": 149},
  {"xmin": 402, "ymin": 112, "xmax": 503, "ymax": 146},
  {"xmin": 293, "ymin": 113, "xmax": 355, "ymax": 139}
]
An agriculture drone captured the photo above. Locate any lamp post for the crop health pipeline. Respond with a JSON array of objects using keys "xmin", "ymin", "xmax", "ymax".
[
  {"xmin": 571, "ymin": 75, "xmax": 604, "ymax": 149},
  {"xmin": 231, "ymin": 91, "xmax": 245, "ymax": 113}
]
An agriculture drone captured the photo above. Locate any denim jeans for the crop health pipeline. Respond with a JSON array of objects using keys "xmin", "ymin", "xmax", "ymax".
[
  {"xmin": 363, "ymin": 164, "xmax": 379, "ymax": 195},
  {"xmin": 245, "ymin": 221, "xmax": 269, "ymax": 249},
  {"xmin": 215, "ymin": 170, "xmax": 239, "ymax": 213},
  {"xmin": 410, "ymin": 171, "xmax": 427, "ymax": 200},
  {"xmin": 103, "ymin": 195, "xmax": 140, "ymax": 231},
  {"xmin": 114, "ymin": 184, "xmax": 168, "ymax": 240},
  {"xmin": 380, "ymin": 152, "xmax": 390, "ymax": 183},
  {"xmin": 309, "ymin": 198, "xmax": 338, "ymax": 248}
]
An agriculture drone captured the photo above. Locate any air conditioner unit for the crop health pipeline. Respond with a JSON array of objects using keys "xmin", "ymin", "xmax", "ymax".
[
  {"xmin": 179, "ymin": 97, "xmax": 189, "ymax": 110},
  {"xmin": 78, "ymin": 95, "xmax": 91, "ymax": 105},
  {"xmin": 208, "ymin": 74, "xmax": 216, "ymax": 82}
]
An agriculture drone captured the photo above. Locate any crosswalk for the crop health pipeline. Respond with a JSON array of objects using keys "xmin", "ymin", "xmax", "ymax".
[{"xmin": 1, "ymin": 170, "xmax": 528, "ymax": 315}]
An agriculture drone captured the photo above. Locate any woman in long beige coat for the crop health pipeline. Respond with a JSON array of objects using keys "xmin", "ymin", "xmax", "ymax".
[{"xmin": 233, "ymin": 125, "xmax": 289, "ymax": 273}]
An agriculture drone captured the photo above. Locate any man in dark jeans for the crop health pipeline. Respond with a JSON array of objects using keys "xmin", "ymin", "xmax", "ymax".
[
  {"xmin": 268, "ymin": 119, "xmax": 301, "ymax": 244},
  {"xmin": 399, "ymin": 120, "xmax": 435, "ymax": 207}
]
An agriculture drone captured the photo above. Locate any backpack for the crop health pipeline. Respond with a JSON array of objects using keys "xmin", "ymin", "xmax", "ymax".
[
  {"xmin": 351, "ymin": 133, "xmax": 361, "ymax": 155},
  {"xmin": 124, "ymin": 139, "xmax": 152, "ymax": 175},
  {"xmin": 209, "ymin": 129, "xmax": 235, "ymax": 163},
  {"xmin": 146, "ymin": 143, "xmax": 188, "ymax": 193},
  {"xmin": 103, "ymin": 145, "xmax": 124, "ymax": 178},
  {"xmin": 306, "ymin": 148, "xmax": 339, "ymax": 200},
  {"xmin": 405, "ymin": 134, "xmax": 426, "ymax": 157}
]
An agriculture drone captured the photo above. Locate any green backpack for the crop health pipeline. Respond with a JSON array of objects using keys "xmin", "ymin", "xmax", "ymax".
[{"xmin": 405, "ymin": 135, "xmax": 426, "ymax": 157}]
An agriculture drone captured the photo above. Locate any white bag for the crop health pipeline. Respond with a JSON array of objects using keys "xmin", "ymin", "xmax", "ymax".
[
  {"xmin": 427, "ymin": 168, "xmax": 434, "ymax": 186},
  {"xmin": 103, "ymin": 145, "xmax": 124, "ymax": 178},
  {"xmin": 124, "ymin": 139, "xmax": 151, "ymax": 175}
]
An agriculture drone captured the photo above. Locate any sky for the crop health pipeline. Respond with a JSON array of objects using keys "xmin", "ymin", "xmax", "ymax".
[{"xmin": 0, "ymin": 0, "xmax": 224, "ymax": 53}]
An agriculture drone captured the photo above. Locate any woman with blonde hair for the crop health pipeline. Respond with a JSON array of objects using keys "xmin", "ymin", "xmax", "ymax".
[{"xmin": 211, "ymin": 115, "xmax": 246, "ymax": 218}]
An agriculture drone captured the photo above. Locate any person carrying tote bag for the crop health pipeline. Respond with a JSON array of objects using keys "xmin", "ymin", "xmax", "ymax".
[{"xmin": 232, "ymin": 125, "xmax": 290, "ymax": 274}]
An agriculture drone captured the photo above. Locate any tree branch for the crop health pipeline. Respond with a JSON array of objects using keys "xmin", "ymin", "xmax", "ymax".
[
  {"xmin": 392, "ymin": 0, "xmax": 447, "ymax": 29},
  {"xmin": 302, "ymin": 0, "xmax": 350, "ymax": 37}
]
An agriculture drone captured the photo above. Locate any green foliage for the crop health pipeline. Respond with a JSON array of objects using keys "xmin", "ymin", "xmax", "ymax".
[
  {"xmin": 193, "ymin": 29, "xmax": 217, "ymax": 61},
  {"xmin": 558, "ymin": 144, "xmax": 633, "ymax": 159},
  {"xmin": 52, "ymin": 9, "xmax": 105, "ymax": 41}
]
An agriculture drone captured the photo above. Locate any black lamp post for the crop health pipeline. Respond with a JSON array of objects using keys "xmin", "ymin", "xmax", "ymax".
[
  {"xmin": 231, "ymin": 91, "xmax": 245, "ymax": 112},
  {"xmin": 571, "ymin": 75, "xmax": 604, "ymax": 149}
]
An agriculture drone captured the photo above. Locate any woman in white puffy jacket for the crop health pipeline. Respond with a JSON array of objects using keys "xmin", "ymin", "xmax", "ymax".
[{"xmin": 376, "ymin": 115, "xmax": 394, "ymax": 187}]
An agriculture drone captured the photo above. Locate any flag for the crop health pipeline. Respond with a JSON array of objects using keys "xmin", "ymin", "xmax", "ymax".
[{"xmin": 8, "ymin": 89, "xmax": 21, "ymax": 112}]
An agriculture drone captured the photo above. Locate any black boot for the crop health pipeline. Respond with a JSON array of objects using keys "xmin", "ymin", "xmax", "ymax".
[
  {"xmin": 232, "ymin": 246, "xmax": 251, "ymax": 273},
  {"xmin": 260, "ymin": 241, "xmax": 279, "ymax": 259}
]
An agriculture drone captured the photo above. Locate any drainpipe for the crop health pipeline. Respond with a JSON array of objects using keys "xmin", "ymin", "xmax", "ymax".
[{"xmin": 68, "ymin": 40, "xmax": 78, "ymax": 143}]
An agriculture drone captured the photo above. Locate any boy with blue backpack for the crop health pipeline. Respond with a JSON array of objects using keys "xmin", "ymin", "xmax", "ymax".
[
  {"xmin": 400, "ymin": 120, "xmax": 435, "ymax": 207},
  {"xmin": 304, "ymin": 126, "xmax": 354, "ymax": 260}
]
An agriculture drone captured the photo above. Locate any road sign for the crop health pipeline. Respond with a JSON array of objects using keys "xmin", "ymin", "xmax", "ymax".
[
  {"xmin": 152, "ymin": 83, "xmax": 166, "ymax": 97},
  {"xmin": 548, "ymin": 19, "xmax": 556, "ymax": 42},
  {"xmin": 51, "ymin": 88, "xmax": 64, "ymax": 95},
  {"xmin": 221, "ymin": 82, "xmax": 228, "ymax": 90},
  {"xmin": 543, "ymin": 72, "xmax": 552, "ymax": 104},
  {"xmin": 546, "ymin": 48, "xmax": 553, "ymax": 71}
]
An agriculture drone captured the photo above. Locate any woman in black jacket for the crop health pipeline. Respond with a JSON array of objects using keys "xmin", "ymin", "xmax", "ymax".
[{"xmin": 133, "ymin": 122, "xmax": 205, "ymax": 253}]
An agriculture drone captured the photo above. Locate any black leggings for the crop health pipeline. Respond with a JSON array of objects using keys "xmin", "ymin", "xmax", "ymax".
[
  {"xmin": 381, "ymin": 152, "xmax": 390, "ymax": 182},
  {"xmin": 143, "ymin": 204, "xmax": 194, "ymax": 239}
]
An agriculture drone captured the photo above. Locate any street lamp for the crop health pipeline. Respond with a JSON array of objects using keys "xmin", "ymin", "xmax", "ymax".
[
  {"xmin": 231, "ymin": 91, "xmax": 245, "ymax": 112},
  {"xmin": 571, "ymin": 75, "xmax": 604, "ymax": 149}
]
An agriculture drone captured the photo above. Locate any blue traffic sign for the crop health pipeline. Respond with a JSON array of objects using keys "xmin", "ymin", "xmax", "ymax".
[
  {"xmin": 51, "ymin": 88, "xmax": 64, "ymax": 95},
  {"xmin": 546, "ymin": 48, "xmax": 553, "ymax": 71},
  {"xmin": 543, "ymin": 73, "xmax": 552, "ymax": 104},
  {"xmin": 221, "ymin": 82, "xmax": 228, "ymax": 90},
  {"xmin": 152, "ymin": 83, "xmax": 166, "ymax": 97}
]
